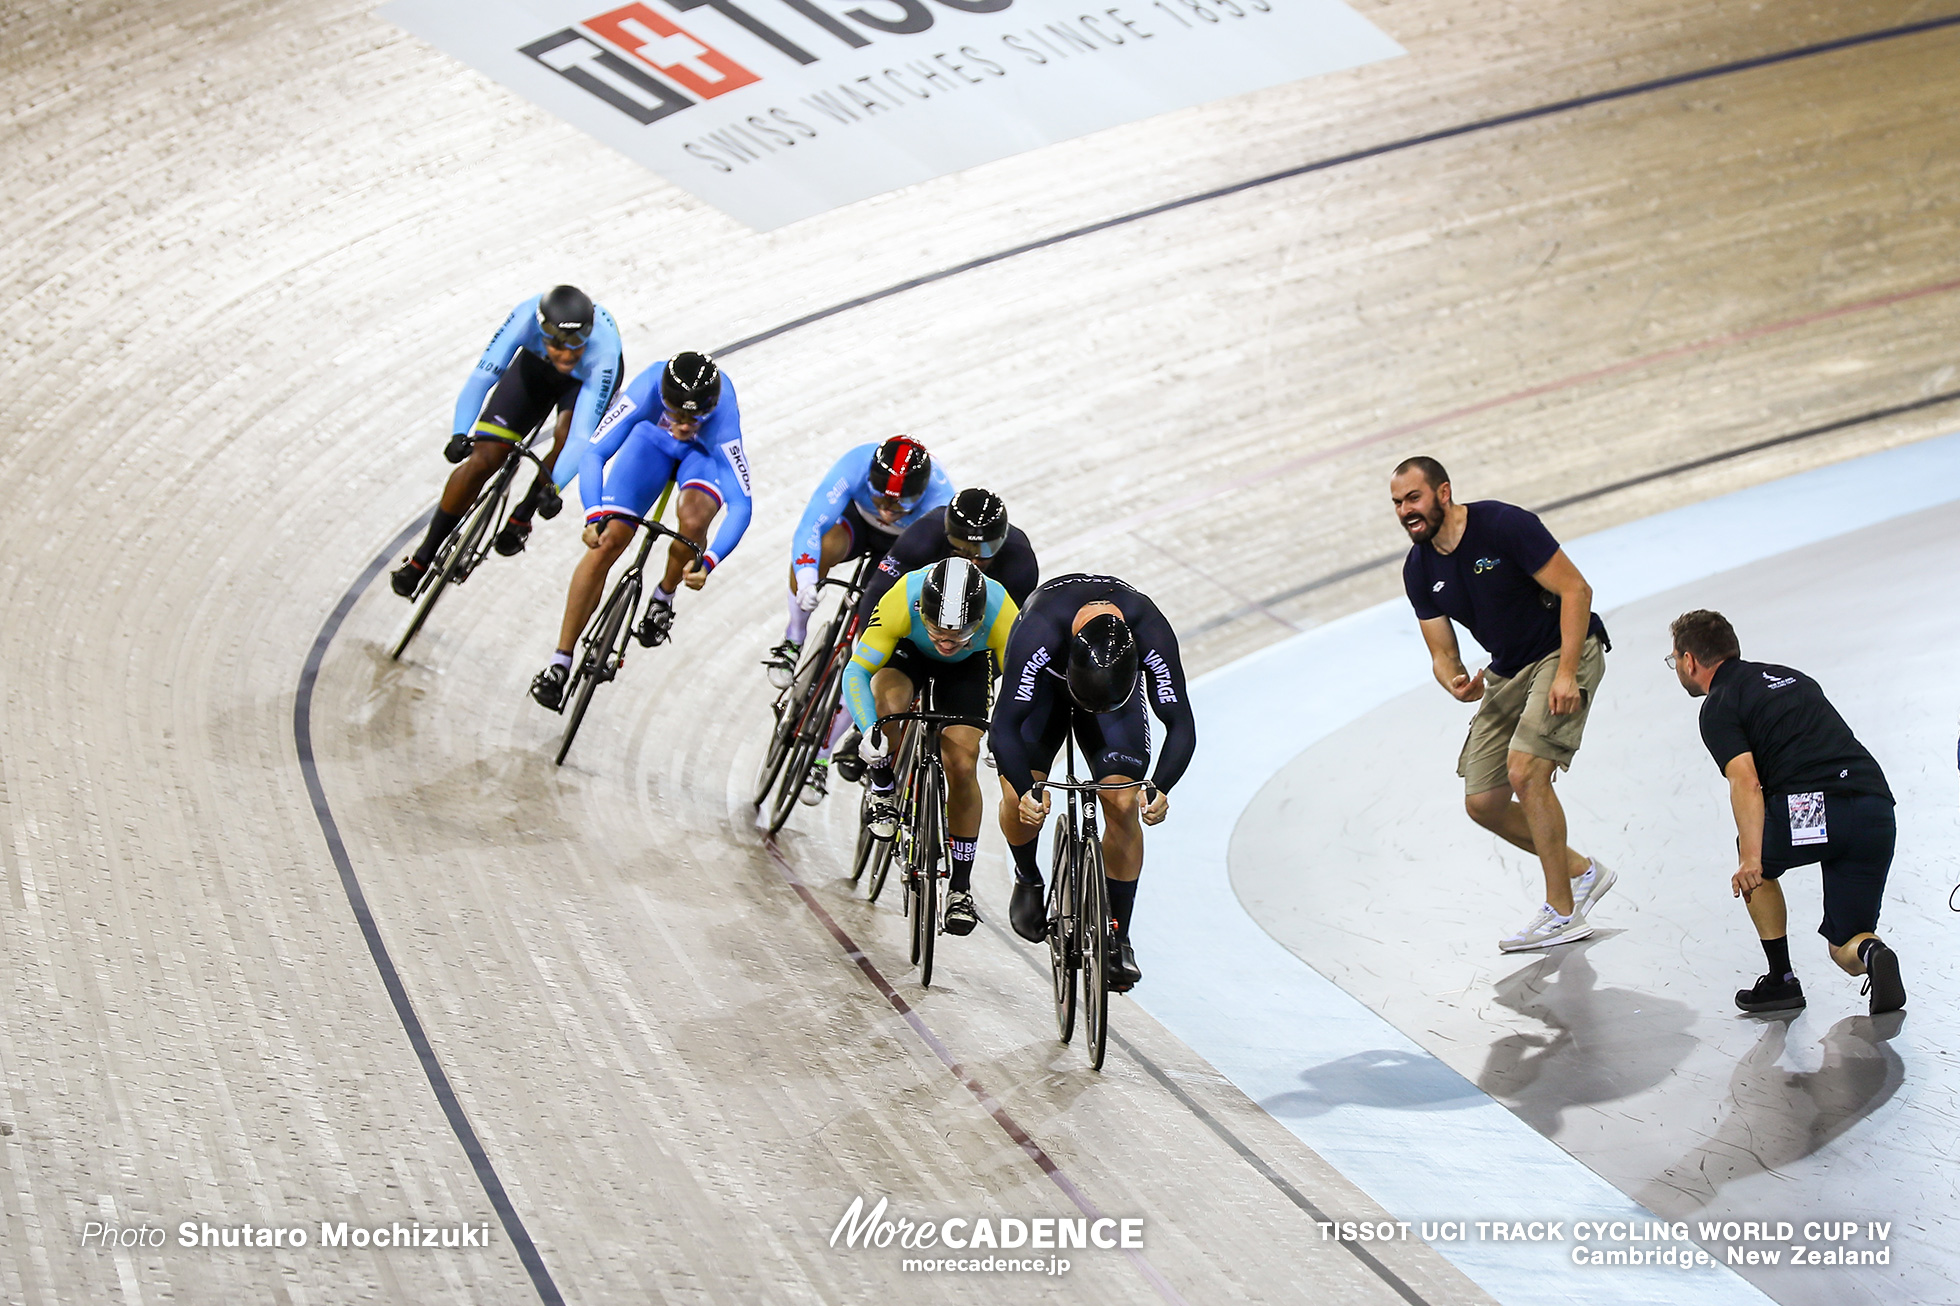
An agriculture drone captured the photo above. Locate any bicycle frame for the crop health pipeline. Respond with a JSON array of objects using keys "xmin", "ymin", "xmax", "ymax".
[
  {"xmin": 754, "ymin": 555, "xmax": 873, "ymax": 831},
  {"xmin": 877, "ymin": 694, "xmax": 990, "ymax": 988}
]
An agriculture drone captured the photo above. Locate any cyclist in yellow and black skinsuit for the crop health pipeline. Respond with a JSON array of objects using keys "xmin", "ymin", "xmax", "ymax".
[{"xmin": 843, "ymin": 557, "xmax": 1017, "ymax": 937}]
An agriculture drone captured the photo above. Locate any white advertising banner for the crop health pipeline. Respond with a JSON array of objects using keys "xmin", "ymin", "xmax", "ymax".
[{"xmin": 383, "ymin": 0, "xmax": 1403, "ymax": 230}]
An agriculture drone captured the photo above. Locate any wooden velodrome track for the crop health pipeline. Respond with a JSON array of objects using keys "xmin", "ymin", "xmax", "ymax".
[{"xmin": 5, "ymin": 0, "xmax": 1958, "ymax": 1301}]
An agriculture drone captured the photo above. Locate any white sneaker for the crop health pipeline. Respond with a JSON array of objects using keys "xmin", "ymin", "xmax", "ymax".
[
  {"xmin": 1572, "ymin": 860, "xmax": 1616, "ymax": 915},
  {"xmin": 1499, "ymin": 903, "xmax": 1594, "ymax": 953}
]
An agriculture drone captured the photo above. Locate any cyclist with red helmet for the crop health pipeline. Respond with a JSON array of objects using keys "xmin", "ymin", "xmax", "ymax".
[{"xmin": 765, "ymin": 435, "xmax": 956, "ymax": 687}]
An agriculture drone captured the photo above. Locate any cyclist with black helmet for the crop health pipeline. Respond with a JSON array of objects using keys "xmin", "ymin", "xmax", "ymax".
[
  {"xmin": 392, "ymin": 286, "xmax": 623, "ymax": 596},
  {"xmin": 844, "ymin": 556, "xmax": 1018, "ymax": 937},
  {"xmin": 765, "ymin": 435, "xmax": 956, "ymax": 687},
  {"xmin": 529, "ymin": 351, "xmax": 752, "ymax": 710},
  {"xmin": 856, "ymin": 488, "xmax": 1040, "ymax": 620},
  {"xmin": 990, "ymin": 574, "xmax": 1196, "ymax": 992}
]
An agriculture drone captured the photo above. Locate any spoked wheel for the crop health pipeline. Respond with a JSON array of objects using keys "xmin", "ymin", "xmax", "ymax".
[
  {"xmin": 1081, "ymin": 837, "xmax": 1111, "ymax": 1070},
  {"xmin": 390, "ymin": 483, "xmax": 500, "ymax": 661},
  {"xmin": 767, "ymin": 668, "xmax": 838, "ymax": 837},
  {"xmin": 862, "ymin": 821, "xmax": 895, "ymax": 902},
  {"xmin": 914, "ymin": 786, "xmax": 943, "ymax": 987},
  {"xmin": 1047, "ymin": 819, "xmax": 1076, "ymax": 1044},
  {"xmin": 555, "ymin": 580, "xmax": 636, "ymax": 767},
  {"xmin": 751, "ymin": 696, "xmax": 798, "ymax": 810}
]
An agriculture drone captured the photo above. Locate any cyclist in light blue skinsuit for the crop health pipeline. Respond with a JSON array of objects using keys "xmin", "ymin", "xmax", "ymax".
[
  {"xmin": 530, "ymin": 351, "xmax": 754, "ymax": 710},
  {"xmin": 392, "ymin": 286, "xmax": 623, "ymax": 596},
  {"xmin": 764, "ymin": 436, "xmax": 956, "ymax": 685}
]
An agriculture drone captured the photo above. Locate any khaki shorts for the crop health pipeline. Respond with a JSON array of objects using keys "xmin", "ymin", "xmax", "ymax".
[{"xmin": 1458, "ymin": 635, "xmax": 1607, "ymax": 795}]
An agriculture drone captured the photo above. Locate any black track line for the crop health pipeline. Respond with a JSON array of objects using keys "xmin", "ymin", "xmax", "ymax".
[
  {"xmin": 710, "ymin": 13, "xmax": 1960, "ymax": 359},
  {"xmin": 294, "ymin": 514, "xmax": 566, "ymax": 1306},
  {"xmin": 293, "ymin": 16, "xmax": 1960, "ymax": 1301},
  {"xmin": 1190, "ymin": 385, "xmax": 1960, "ymax": 637}
]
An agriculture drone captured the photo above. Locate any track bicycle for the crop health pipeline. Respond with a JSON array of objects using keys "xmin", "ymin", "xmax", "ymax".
[
  {"xmin": 1035, "ymin": 735, "xmax": 1154, "ymax": 1071},
  {"xmin": 392, "ymin": 427, "xmax": 559, "ymax": 661},
  {"xmin": 547, "ymin": 488, "xmax": 700, "ymax": 767},
  {"xmin": 751, "ymin": 555, "xmax": 873, "ymax": 835},
  {"xmin": 862, "ymin": 691, "xmax": 990, "ymax": 988}
]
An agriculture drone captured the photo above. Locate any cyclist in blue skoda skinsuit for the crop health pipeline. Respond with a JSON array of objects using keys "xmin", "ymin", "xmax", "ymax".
[
  {"xmin": 530, "ymin": 351, "xmax": 753, "ymax": 709},
  {"xmin": 392, "ymin": 286, "xmax": 624, "ymax": 596},
  {"xmin": 764, "ymin": 437, "xmax": 956, "ymax": 686}
]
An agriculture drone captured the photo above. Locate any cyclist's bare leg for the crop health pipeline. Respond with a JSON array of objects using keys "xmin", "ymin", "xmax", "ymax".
[
  {"xmin": 869, "ymin": 667, "xmax": 916, "ymax": 755},
  {"xmin": 440, "ymin": 436, "xmax": 510, "ymax": 514},
  {"xmin": 1097, "ymin": 776, "xmax": 1145, "ymax": 883},
  {"xmin": 941, "ymin": 726, "xmax": 983, "ymax": 841},
  {"xmin": 541, "ymin": 409, "xmax": 572, "ymax": 477},
  {"xmin": 661, "ymin": 487, "xmax": 719, "ymax": 593},
  {"xmin": 999, "ymin": 772, "xmax": 1051, "ymax": 892},
  {"xmin": 555, "ymin": 519, "xmax": 635, "ymax": 653}
]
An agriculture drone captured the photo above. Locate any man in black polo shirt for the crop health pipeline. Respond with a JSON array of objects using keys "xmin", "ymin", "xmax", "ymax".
[
  {"xmin": 1669, "ymin": 609, "xmax": 1905, "ymax": 1015},
  {"xmin": 1392, "ymin": 456, "xmax": 1612, "ymax": 952}
]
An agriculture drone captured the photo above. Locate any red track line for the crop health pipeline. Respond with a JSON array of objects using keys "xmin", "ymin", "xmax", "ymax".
[
  {"xmin": 762, "ymin": 838, "xmax": 1192, "ymax": 1306},
  {"xmin": 1059, "ymin": 273, "xmax": 1960, "ymax": 554}
]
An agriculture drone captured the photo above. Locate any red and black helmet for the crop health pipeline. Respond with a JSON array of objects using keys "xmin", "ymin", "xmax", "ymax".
[{"xmin": 870, "ymin": 435, "xmax": 932, "ymax": 507}]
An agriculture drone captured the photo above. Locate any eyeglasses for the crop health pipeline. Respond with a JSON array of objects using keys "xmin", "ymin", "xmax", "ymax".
[
  {"xmin": 923, "ymin": 617, "xmax": 980, "ymax": 646},
  {"xmin": 541, "ymin": 325, "xmax": 590, "ymax": 350},
  {"xmin": 1663, "ymin": 653, "xmax": 1680, "ymax": 670},
  {"xmin": 947, "ymin": 536, "xmax": 1000, "ymax": 560}
]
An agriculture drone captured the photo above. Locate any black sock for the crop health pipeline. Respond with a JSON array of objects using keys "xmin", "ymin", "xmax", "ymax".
[
  {"xmin": 949, "ymin": 838, "xmax": 976, "ymax": 892},
  {"xmin": 1107, "ymin": 877, "xmax": 1138, "ymax": 940},
  {"xmin": 868, "ymin": 760, "xmax": 894, "ymax": 793},
  {"xmin": 1858, "ymin": 937, "xmax": 1881, "ymax": 968},
  {"xmin": 413, "ymin": 507, "xmax": 461, "ymax": 565},
  {"xmin": 1761, "ymin": 936, "xmax": 1793, "ymax": 982},
  {"xmin": 510, "ymin": 477, "xmax": 545, "ymax": 524},
  {"xmin": 1009, "ymin": 839, "xmax": 1042, "ymax": 885}
]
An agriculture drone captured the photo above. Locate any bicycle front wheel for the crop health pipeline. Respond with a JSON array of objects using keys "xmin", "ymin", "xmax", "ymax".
[
  {"xmin": 1048, "ymin": 818, "xmax": 1076, "ymax": 1043},
  {"xmin": 555, "ymin": 579, "xmax": 636, "ymax": 767},
  {"xmin": 1081, "ymin": 837, "xmax": 1111, "ymax": 1070},
  {"xmin": 914, "ymin": 769, "xmax": 943, "ymax": 987},
  {"xmin": 391, "ymin": 480, "xmax": 501, "ymax": 661}
]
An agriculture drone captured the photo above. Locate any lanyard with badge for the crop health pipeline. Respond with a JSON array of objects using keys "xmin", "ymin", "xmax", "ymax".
[{"xmin": 1787, "ymin": 791, "xmax": 1827, "ymax": 846}]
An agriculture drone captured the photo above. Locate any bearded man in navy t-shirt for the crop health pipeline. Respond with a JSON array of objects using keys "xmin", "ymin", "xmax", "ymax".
[{"xmin": 1391, "ymin": 456, "xmax": 1613, "ymax": 954}]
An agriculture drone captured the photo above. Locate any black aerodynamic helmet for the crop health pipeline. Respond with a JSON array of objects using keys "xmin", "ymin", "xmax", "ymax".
[
  {"xmin": 945, "ymin": 487, "xmax": 1009, "ymax": 559},
  {"xmin": 661, "ymin": 351, "xmax": 722, "ymax": 415},
  {"xmin": 870, "ymin": 435, "xmax": 932, "ymax": 506},
  {"xmin": 919, "ymin": 556, "xmax": 987, "ymax": 639},
  {"xmin": 1067, "ymin": 614, "xmax": 1138, "ymax": 714},
  {"xmin": 536, "ymin": 285, "xmax": 595, "ymax": 348}
]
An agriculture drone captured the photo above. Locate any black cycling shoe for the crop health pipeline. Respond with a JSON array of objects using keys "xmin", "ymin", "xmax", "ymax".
[
  {"xmin": 1735, "ymin": 972, "xmax": 1806, "ymax": 1013},
  {"xmin": 834, "ymin": 730, "xmax": 866, "ymax": 783},
  {"xmin": 390, "ymin": 557, "xmax": 427, "ymax": 598},
  {"xmin": 493, "ymin": 517, "xmax": 532, "ymax": 557},
  {"xmin": 530, "ymin": 663, "xmax": 568, "ymax": 711},
  {"xmin": 944, "ymin": 889, "xmax": 979, "ymax": 936},
  {"xmin": 444, "ymin": 432, "xmax": 474, "ymax": 463},
  {"xmin": 535, "ymin": 483, "xmax": 563, "ymax": 520},
  {"xmin": 636, "ymin": 597, "xmax": 675, "ymax": 648},
  {"xmin": 1862, "ymin": 942, "xmax": 1905, "ymax": 1015},
  {"xmin": 1106, "ymin": 938, "xmax": 1143, "ymax": 992},
  {"xmin": 1009, "ymin": 879, "xmax": 1047, "ymax": 943}
]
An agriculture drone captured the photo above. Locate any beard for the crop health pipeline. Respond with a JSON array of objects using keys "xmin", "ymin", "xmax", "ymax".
[{"xmin": 1402, "ymin": 504, "xmax": 1444, "ymax": 543}]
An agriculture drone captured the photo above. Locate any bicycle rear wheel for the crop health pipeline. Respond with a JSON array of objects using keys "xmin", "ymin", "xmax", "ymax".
[
  {"xmin": 1081, "ymin": 837, "xmax": 1111, "ymax": 1070},
  {"xmin": 1047, "ymin": 818, "xmax": 1077, "ymax": 1043},
  {"xmin": 864, "ymin": 722, "xmax": 914, "ymax": 903},
  {"xmin": 390, "ymin": 474, "xmax": 503, "ymax": 660},
  {"xmin": 766, "ymin": 662, "xmax": 841, "ymax": 836},
  {"xmin": 555, "ymin": 578, "xmax": 636, "ymax": 767},
  {"xmin": 752, "ymin": 616, "xmax": 832, "ymax": 808}
]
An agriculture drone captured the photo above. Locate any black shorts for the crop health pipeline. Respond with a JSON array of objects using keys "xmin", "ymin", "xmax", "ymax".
[
  {"xmin": 472, "ymin": 348, "xmax": 624, "ymax": 441},
  {"xmin": 1017, "ymin": 679, "xmax": 1151, "ymax": 783},
  {"xmin": 1761, "ymin": 791, "xmax": 1894, "ymax": 947},
  {"xmin": 836, "ymin": 500, "xmax": 902, "ymax": 562},
  {"xmin": 881, "ymin": 643, "xmax": 994, "ymax": 725}
]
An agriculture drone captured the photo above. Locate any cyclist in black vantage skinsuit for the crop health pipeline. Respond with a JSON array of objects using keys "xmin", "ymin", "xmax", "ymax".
[{"xmin": 991, "ymin": 574, "xmax": 1196, "ymax": 992}]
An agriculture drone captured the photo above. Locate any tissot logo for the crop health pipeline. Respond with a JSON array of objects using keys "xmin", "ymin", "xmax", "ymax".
[{"xmin": 521, "ymin": 4, "xmax": 757, "ymax": 124}]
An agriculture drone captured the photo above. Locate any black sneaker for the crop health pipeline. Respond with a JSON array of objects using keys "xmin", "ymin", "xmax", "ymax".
[
  {"xmin": 493, "ymin": 517, "xmax": 531, "ymax": 556},
  {"xmin": 1106, "ymin": 937, "xmax": 1143, "ymax": 992},
  {"xmin": 390, "ymin": 557, "xmax": 427, "ymax": 598},
  {"xmin": 1735, "ymin": 972, "xmax": 1805, "ymax": 1013},
  {"xmin": 636, "ymin": 597, "xmax": 674, "ymax": 648},
  {"xmin": 864, "ymin": 792, "xmax": 899, "ymax": 840},
  {"xmin": 944, "ymin": 889, "xmax": 979, "ymax": 936},
  {"xmin": 530, "ymin": 663, "xmax": 568, "ymax": 711},
  {"xmin": 1862, "ymin": 942, "xmax": 1905, "ymax": 1015},
  {"xmin": 1009, "ymin": 879, "xmax": 1047, "ymax": 943},
  {"xmin": 535, "ymin": 483, "xmax": 562, "ymax": 520}
]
